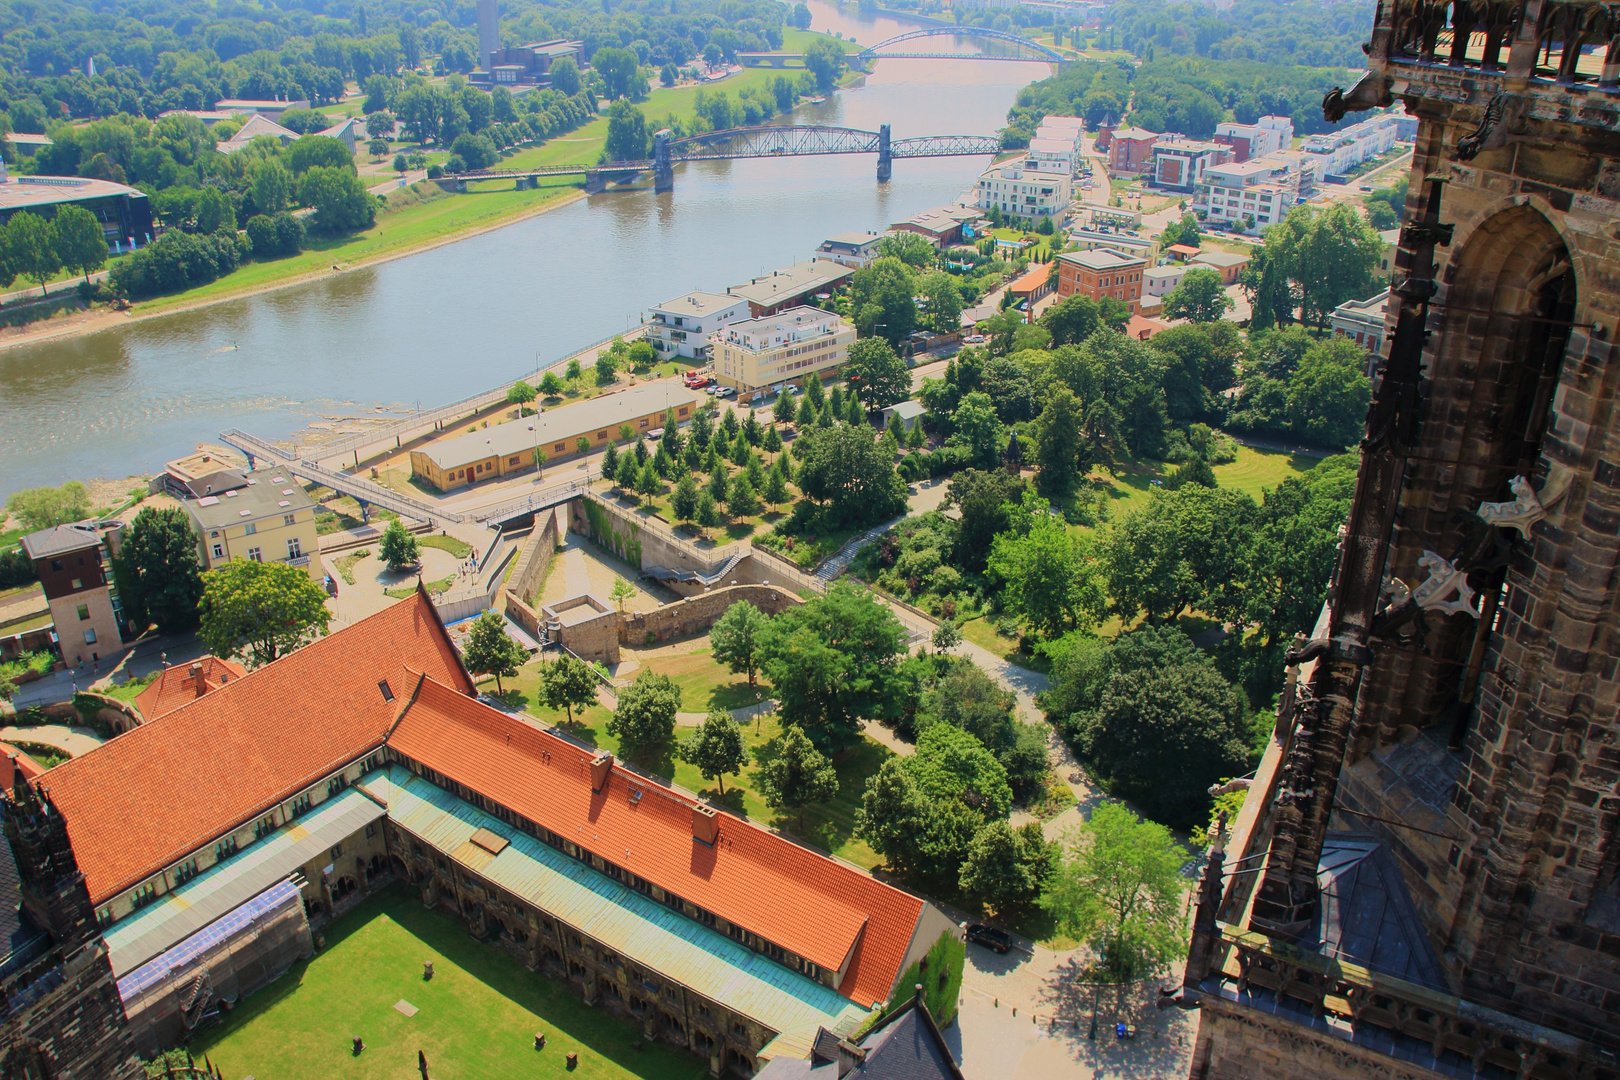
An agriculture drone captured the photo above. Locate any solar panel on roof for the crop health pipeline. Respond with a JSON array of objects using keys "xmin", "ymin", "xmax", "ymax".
[{"xmin": 116, "ymin": 879, "xmax": 301, "ymax": 1002}]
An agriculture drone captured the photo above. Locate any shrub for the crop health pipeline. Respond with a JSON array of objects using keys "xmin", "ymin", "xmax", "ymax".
[
  {"xmin": 110, "ymin": 229, "xmax": 242, "ymax": 299},
  {"xmin": 245, "ymin": 212, "xmax": 305, "ymax": 259}
]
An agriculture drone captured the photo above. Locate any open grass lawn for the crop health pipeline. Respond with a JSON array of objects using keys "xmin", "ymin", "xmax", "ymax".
[
  {"xmin": 634, "ymin": 647, "xmax": 765, "ymax": 714},
  {"xmin": 191, "ymin": 886, "xmax": 707, "ymax": 1080},
  {"xmin": 133, "ymin": 181, "xmax": 580, "ymax": 316},
  {"xmin": 1084, "ymin": 444, "xmax": 1318, "ymax": 524},
  {"xmin": 419, "ymin": 533, "xmax": 473, "ymax": 558},
  {"xmin": 98, "ymin": 672, "xmax": 158, "ymax": 704},
  {"xmin": 481, "ymin": 657, "xmax": 887, "ymax": 869}
]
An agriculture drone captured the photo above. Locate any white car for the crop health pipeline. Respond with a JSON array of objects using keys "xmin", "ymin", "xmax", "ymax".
[{"xmin": 716, "ymin": 386, "xmax": 737, "ymax": 399}]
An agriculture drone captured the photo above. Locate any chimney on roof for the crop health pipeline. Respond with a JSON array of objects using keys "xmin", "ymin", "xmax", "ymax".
[
  {"xmin": 190, "ymin": 663, "xmax": 206, "ymax": 697},
  {"xmin": 692, "ymin": 803, "xmax": 718, "ymax": 847},
  {"xmin": 589, "ymin": 751, "xmax": 613, "ymax": 793}
]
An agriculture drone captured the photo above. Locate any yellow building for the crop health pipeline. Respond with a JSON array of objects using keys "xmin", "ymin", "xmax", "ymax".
[
  {"xmin": 409, "ymin": 382, "xmax": 706, "ymax": 493},
  {"xmin": 710, "ymin": 306, "xmax": 855, "ymax": 400},
  {"xmin": 182, "ymin": 469, "xmax": 322, "ymax": 582}
]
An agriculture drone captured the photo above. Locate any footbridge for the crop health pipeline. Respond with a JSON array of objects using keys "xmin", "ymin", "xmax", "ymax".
[
  {"xmin": 449, "ymin": 122, "xmax": 1002, "ymax": 192},
  {"xmin": 219, "ymin": 429, "xmax": 594, "ymax": 530}
]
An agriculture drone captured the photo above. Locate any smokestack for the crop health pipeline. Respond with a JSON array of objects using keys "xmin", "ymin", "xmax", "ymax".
[
  {"xmin": 477, "ymin": 0, "xmax": 498, "ymax": 71},
  {"xmin": 190, "ymin": 664, "xmax": 206, "ymax": 697}
]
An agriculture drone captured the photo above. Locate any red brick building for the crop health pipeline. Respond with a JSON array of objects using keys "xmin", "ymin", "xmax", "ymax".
[
  {"xmin": 1055, "ymin": 248, "xmax": 1147, "ymax": 314},
  {"xmin": 1107, "ymin": 126, "xmax": 1160, "ymax": 174}
]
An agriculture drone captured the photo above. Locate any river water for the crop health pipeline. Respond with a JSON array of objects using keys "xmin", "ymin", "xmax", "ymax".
[{"xmin": 0, "ymin": 1, "xmax": 1048, "ymax": 493}]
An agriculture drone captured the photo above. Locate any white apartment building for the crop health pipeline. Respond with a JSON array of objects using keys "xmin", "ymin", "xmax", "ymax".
[
  {"xmin": 977, "ymin": 162, "xmax": 1073, "ymax": 222},
  {"xmin": 1257, "ymin": 115, "xmax": 1295, "ymax": 146},
  {"xmin": 1213, "ymin": 121, "xmax": 1284, "ymax": 163},
  {"xmin": 1027, "ymin": 137, "xmax": 1080, "ymax": 175},
  {"xmin": 644, "ymin": 291, "xmax": 750, "ymax": 360},
  {"xmin": 1194, "ymin": 150, "xmax": 1321, "ymax": 231},
  {"xmin": 1301, "ymin": 115, "xmax": 1400, "ymax": 178},
  {"xmin": 1150, "ymin": 138, "xmax": 1226, "ymax": 193},
  {"xmin": 1036, "ymin": 115, "xmax": 1085, "ymax": 136}
]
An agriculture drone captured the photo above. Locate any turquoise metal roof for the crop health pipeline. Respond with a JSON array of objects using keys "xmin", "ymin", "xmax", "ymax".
[
  {"xmin": 103, "ymin": 785, "xmax": 385, "ymax": 976},
  {"xmin": 360, "ymin": 766, "xmax": 868, "ymax": 1039}
]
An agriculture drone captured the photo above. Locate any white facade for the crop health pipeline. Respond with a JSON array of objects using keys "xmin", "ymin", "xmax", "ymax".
[
  {"xmin": 1301, "ymin": 115, "xmax": 1400, "ymax": 177},
  {"xmin": 1027, "ymin": 138, "xmax": 1080, "ymax": 175},
  {"xmin": 1194, "ymin": 150, "xmax": 1319, "ymax": 230},
  {"xmin": 1257, "ymin": 115, "xmax": 1295, "ymax": 145},
  {"xmin": 1213, "ymin": 122, "xmax": 1283, "ymax": 160},
  {"xmin": 1143, "ymin": 264, "xmax": 1186, "ymax": 297},
  {"xmin": 977, "ymin": 162, "xmax": 1073, "ymax": 221},
  {"xmin": 644, "ymin": 291, "xmax": 750, "ymax": 360}
]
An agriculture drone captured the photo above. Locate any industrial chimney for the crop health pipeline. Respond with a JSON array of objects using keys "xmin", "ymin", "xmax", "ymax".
[{"xmin": 477, "ymin": 0, "xmax": 498, "ymax": 72}]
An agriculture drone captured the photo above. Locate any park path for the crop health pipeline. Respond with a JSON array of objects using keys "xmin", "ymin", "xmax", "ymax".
[{"xmin": 0, "ymin": 724, "xmax": 104, "ymax": 758}]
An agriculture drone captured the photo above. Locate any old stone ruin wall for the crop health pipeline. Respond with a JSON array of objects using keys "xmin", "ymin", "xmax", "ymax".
[{"xmin": 502, "ymin": 509, "xmax": 561, "ymax": 642}]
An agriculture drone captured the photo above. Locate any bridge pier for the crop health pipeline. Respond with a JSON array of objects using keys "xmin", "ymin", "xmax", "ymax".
[
  {"xmin": 515, "ymin": 175, "xmax": 537, "ymax": 190},
  {"xmin": 356, "ymin": 499, "xmax": 370, "ymax": 524},
  {"xmin": 583, "ymin": 170, "xmax": 607, "ymax": 195},
  {"xmin": 653, "ymin": 130, "xmax": 674, "ymax": 194},
  {"xmin": 877, "ymin": 123, "xmax": 892, "ymax": 183}
]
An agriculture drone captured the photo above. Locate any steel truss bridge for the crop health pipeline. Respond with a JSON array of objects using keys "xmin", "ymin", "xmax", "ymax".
[
  {"xmin": 448, "ymin": 123, "xmax": 1002, "ymax": 192},
  {"xmin": 856, "ymin": 26, "xmax": 1067, "ymax": 64}
]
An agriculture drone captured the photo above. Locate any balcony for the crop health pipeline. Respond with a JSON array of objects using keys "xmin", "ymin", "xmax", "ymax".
[{"xmin": 1374, "ymin": 0, "xmax": 1620, "ymax": 93}]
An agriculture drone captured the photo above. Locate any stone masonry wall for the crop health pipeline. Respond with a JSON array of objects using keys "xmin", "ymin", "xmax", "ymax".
[
  {"xmin": 1190, "ymin": 999, "xmax": 1448, "ymax": 1080},
  {"xmin": 619, "ymin": 585, "xmax": 803, "ymax": 646}
]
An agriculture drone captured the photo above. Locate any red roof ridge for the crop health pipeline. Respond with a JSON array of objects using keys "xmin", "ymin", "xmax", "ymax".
[{"xmin": 387, "ymin": 675, "xmax": 924, "ymax": 1005}]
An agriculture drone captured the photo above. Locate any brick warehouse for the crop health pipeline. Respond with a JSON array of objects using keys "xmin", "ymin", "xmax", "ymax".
[{"xmin": 1171, "ymin": 1, "xmax": 1620, "ymax": 1078}]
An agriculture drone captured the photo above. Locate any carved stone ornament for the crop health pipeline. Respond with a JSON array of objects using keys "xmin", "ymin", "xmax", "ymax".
[
  {"xmin": 1476, "ymin": 475, "xmax": 1546, "ymax": 538},
  {"xmin": 1409, "ymin": 550, "xmax": 1481, "ymax": 618}
]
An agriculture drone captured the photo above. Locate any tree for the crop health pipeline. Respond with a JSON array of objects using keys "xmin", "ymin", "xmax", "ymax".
[
  {"xmin": 1101, "ymin": 485, "xmax": 1258, "ymax": 626},
  {"xmin": 960, "ymin": 820, "xmax": 1053, "ymax": 912},
  {"xmin": 378, "ymin": 518, "xmax": 419, "ymax": 571},
  {"xmin": 1238, "ymin": 455, "xmax": 1357, "ymax": 647},
  {"xmin": 875, "ymin": 231, "xmax": 937, "ymax": 268},
  {"xmin": 462, "ymin": 609, "xmax": 525, "ymax": 694},
  {"xmin": 1041, "ymin": 803, "xmax": 1189, "ymax": 980},
  {"xmin": 931, "ymin": 622, "xmax": 962, "ymax": 652},
  {"xmin": 849, "ymin": 256, "xmax": 916, "ymax": 345},
  {"xmin": 921, "ymin": 271, "xmax": 963, "ymax": 333},
  {"xmin": 6, "ymin": 481, "xmax": 90, "ymax": 531},
  {"xmin": 635, "ymin": 458, "xmax": 661, "ymax": 502},
  {"xmin": 297, "ymin": 166, "xmax": 376, "ymax": 234},
  {"xmin": 696, "ymin": 490, "xmax": 721, "ymax": 530},
  {"xmin": 706, "ymin": 465, "xmax": 730, "ymax": 506},
  {"xmin": 286, "ymin": 135, "xmax": 354, "ymax": 174},
  {"xmin": 593, "ymin": 47, "xmax": 642, "ymax": 100},
  {"xmin": 907, "ymin": 722, "xmax": 1013, "ymax": 820},
  {"xmin": 792, "ymin": 2, "xmax": 814, "ymax": 29},
  {"xmin": 8, "ymin": 212, "xmax": 60, "ymax": 295},
  {"xmin": 756, "ymin": 583, "xmax": 905, "ymax": 752},
  {"xmin": 757, "ymin": 724, "xmax": 838, "ymax": 830},
  {"xmin": 987, "ymin": 502, "xmax": 1105, "ymax": 639},
  {"xmin": 710, "ymin": 600, "xmax": 770, "ymax": 687},
  {"xmin": 1285, "ymin": 338, "xmax": 1372, "ymax": 448},
  {"xmin": 1041, "ymin": 294, "xmax": 1103, "ymax": 346},
  {"xmin": 1161, "ymin": 266, "xmax": 1233, "ymax": 324},
  {"xmin": 660, "ymin": 63, "xmax": 677, "ymax": 87},
  {"xmin": 507, "ymin": 380, "xmax": 538, "ymax": 409},
  {"xmin": 803, "ymin": 38, "xmax": 847, "ymax": 92},
  {"xmin": 680, "ymin": 710, "xmax": 748, "ymax": 794},
  {"xmin": 671, "ymin": 473, "xmax": 701, "ymax": 522},
  {"xmin": 949, "ymin": 392, "xmax": 1004, "ymax": 471},
  {"xmin": 604, "ymin": 99, "xmax": 650, "ymax": 161},
  {"xmin": 194, "ymin": 186, "xmax": 235, "ymax": 234},
  {"xmin": 1035, "ymin": 386, "xmax": 1084, "ymax": 497},
  {"xmin": 251, "ymin": 160, "xmax": 293, "ymax": 214},
  {"xmin": 793, "ymin": 423, "xmax": 907, "ymax": 527},
  {"xmin": 600, "ymin": 440, "xmax": 619, "ymax": 482},
  {"xmin": 365, "ymin": 110, "xmax": 395, "ymax": 139},
  {"xmin": 945, "ymin": 469, "xmax": 1025, "ymax": 573},
  {"xmin": 549, "ymin": 57, "xmax": 581, "ymax": 96},
  {"xmin": 198, "ymin": 558, "xmax": 331, "ymax": 668},
  {"xmin": 595, "ymin": 352, "xmax": 617, "ymax": 386},
  {"xmin": 844, "ymin": 338, "xmax": 910, "ymax": 410},
  {"xmin": 1296, "ymin": 203, "xmax": 1384, "ymax": 327},
  {"xmin": 727, "ymin": 472, "xmax": 759, "ymax": 518},
  {"xmin": 609, "ymin": 575, "xmax": 636, "ymax": 612},
  {"xmin": 111, "ymin": 506, "xmax": 204, "ymax": 635},
  {"xmin": 541, "ymin": 654, "xmax": 598, "ymax": 724},
  {"xmin": 52, "ymin": 205, "xmax": 107, "ymax": 285},
  {"xmin": 607, "ymin": 669, "xmax": 680, "ymax": 761},
  {"xmin": 450, "ymin": 132, "xmax": 497, "ymax": 170}
]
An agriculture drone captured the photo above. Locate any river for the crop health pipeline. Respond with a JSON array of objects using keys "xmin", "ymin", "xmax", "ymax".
[{"xmin": 0, "ymin": 1, "xmax": 1049, "ymax": 494}]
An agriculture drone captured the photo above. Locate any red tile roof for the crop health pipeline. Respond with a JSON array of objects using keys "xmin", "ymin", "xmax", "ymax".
[
  {"xmin": 1008, "ymin": 263, "xmax": 1052, "ymax": 295},
  {"xmin": 387, "ymin": 677, "xmax": 926, "ymax": 1009},
  {"xmin": 132, "ymin": 656, "xmax": 248, "ymax": 721},
  {"xmin": 40, "ymin": 591, "xmax": 472, "ymax": 905},
  {"xmin": 0, "ymin": 745, "xmax": 46, "ymax": 791}
]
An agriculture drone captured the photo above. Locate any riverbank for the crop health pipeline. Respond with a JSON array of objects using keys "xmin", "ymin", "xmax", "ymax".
[{"xmin": 0, "ymin": 180, "xmax": 588, "ymax": 352}]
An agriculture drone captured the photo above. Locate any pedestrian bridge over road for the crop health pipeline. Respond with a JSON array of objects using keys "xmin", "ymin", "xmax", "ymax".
[
  {"xmin": 446, "ymin": 123, "xmax": 1003, "ymax": 193},
  {"xmin": 218, "ymin": 429, "xmax": 591, "ymax": 530}
]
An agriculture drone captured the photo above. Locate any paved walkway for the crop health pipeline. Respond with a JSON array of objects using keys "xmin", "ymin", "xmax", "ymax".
[{"xmin": 0, "ymin": 724, "xmax": 104, "ymax": 757}]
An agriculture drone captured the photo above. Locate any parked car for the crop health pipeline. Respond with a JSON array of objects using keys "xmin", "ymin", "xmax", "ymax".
[
  {"xmin": 646, "ymin": 427, "xmax": 665, "ymax": 441},
  {"xmin": 685, "ymin": 376, "xmax": 711, "ymax": 389},
  {"xmin": 963, "ymin": 334, "xmax": 986, "ymax": 344},
  {"xmin": 962, "ymin": 923, "xmax": 1011, "ymax": 953},
  {"xmin": 705, "ymin": 385, "xmax": 720, "ymax": 395},
  {"xmin": 715, "ymin": 386, "xmax": 737, "ymax": 399}
]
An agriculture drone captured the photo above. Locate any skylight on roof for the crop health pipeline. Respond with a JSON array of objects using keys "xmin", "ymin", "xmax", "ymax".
[
  {"xmin": 281, "ymin": 489, "xmax": 294, "ymax": 495},
  {"xmin": 197, "ymin": 496, "xmax": 219, "ymax": 507},
  {"xmin": 278, "ymin": 500, "xmax": 290, "ymax": 507},
  {"xmin": 272, "ymin": 476, "xmax": 285, "ymax": 483},
  {"xmin": 225, "ymin": 490, "xmax": 238, "ymax": 498},
  {"xmin": 239, "ymin": 510, "xmax": 251, "ymax": 516}
]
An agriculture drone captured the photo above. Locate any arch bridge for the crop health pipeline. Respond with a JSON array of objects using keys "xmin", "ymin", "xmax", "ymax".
[
  {"xmin": 450, "ymin": 123, "xmax": 1002, "ymax": 193},
  {"xmin": 856, "ymin": 26, "xmax": 1067, "ymax": 64}
]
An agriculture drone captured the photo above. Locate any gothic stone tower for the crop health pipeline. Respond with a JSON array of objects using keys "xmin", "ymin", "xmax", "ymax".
[
  {"xmin": 1177, "ymin": 1, "xmax": 1620, "ymax": 1077},
  {"xmin": 0, "ymin": 780, "xmax": 141, "ymax": 1079}
]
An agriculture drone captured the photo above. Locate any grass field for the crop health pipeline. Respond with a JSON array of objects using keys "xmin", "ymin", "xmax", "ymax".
[
  {"xmin": 1086, "ymin": 444, "xmax": 1320, "ymax": 523},
  {"xmin": 132, "ymin": 180, "xmax": 580, "ymax": 316},
  {"xmin": 192, "ymin": 886, "xmax": 707, "ymax": 1080}
]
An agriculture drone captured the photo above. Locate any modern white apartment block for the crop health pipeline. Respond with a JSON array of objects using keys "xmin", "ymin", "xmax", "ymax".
[
  {"xmin": 977, "ymin": 161, "xmax": 1073, "ymax": 221},
  {"xmin": 1300, "ymin": 115, "xmax": 1401, "ymax": 178},
  {"xmin": 1027, "ymin": 137, "xmax": 1081, "ymax": 175},
  {"xmin": 644, "ymin": 291, "xmax": 750, "ymax": 360},
  {"xmin": 1213, "ymin": 121, "xmax": 1284, "ymax": 163}
]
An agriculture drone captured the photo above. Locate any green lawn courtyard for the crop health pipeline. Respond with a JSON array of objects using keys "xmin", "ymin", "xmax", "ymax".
[{"xmin": 192, "ymin": 886, "xmax": 709, "ymax": 1080}]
